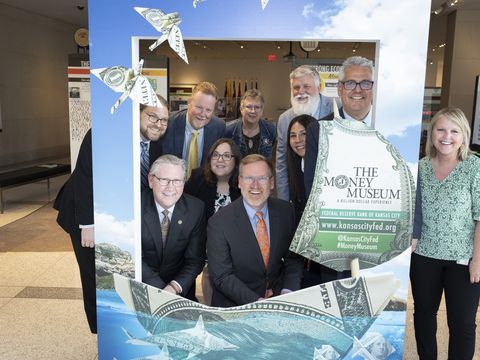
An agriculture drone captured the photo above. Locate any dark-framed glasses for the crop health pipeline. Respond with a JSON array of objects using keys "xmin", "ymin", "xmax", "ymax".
[
  {"xmin": 212, "ymin": 152, "xmax": 234, "ymax": 161},
  {"xmin": 239, "ymin": 175, "xmax": 272, "ymax": 184},
  {"xmin": 147, "ymin": 113, "xmax": 168, "ymax": 126},
  {"xmin": 340, "ymin": 80, "xmax": 374, "ymax": 90},
  {"xmin": 152, "ymin": 174, "xmax": 184, "ymax": 187}
]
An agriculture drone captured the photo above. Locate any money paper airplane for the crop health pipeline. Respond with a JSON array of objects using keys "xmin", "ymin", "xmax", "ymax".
[
  {"xmin": 193, "ymin": 0, "xmax": 205, "ymax": 8},
  {"xmin": 91, "ymin": 59, "xmax": 161, "ymax": 114},
  {"xmin": 261, "ymin": 0, "xmax": 270, "ymax": 9},
  {"xmin": 134, "ymin": 7, "xmax": 189, "ymax": 64}
]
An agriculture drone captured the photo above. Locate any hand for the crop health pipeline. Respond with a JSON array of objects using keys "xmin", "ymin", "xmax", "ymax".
[
  {"xmin": 81, "ymin": 227, "xmax": 95, "ymax": 248},
  {"xmin": 469, "ymin": 259, "xmax": 480, "ymax": 284},
  {"xmin": 163, "ymin": 284, "xmax": 177, "ymax": 294},
  {"xmin": 411, "ymin": 238, "xmax": 418, "ymax": 253},
  {"xmin": 264, "ymin": 288, "xmax": 273, "ymax": 299}
]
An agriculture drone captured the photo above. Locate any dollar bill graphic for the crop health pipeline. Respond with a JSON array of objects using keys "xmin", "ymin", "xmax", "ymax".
[
  {"xmin": 290, "ymin": 114, "xmax": 415, "ymax": 272},
  {"xmin": 134, "ymin": 7, "xmax": 189, "ymax": 64},
  {"xmin": 91, "ymin": 60, "xmax": 161, "ymax": 114},
  {"xmin": 113, "ymin": 272, "xmax": 400, "ymax": 359}
]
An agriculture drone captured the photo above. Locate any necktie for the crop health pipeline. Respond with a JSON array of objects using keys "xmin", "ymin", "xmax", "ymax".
[
  {"xmin": 187, "ymin": 130, "xmax": 198, "ymax": 178},
  {"xmin": 140, "ymin": 141, "xmax": 150, "ymax": 189},
  {"xmin": 255, "ymin": 211, "xmax": 269, "ymax": 268},
  {"xmin": 161, "ymin": 209, "xmax": 170, "ymax": 248}
]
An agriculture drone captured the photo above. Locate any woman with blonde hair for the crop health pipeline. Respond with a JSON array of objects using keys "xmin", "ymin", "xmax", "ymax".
[{"xmin": 410, "ymin": 107, "xmax": 480, "ymax": 359}]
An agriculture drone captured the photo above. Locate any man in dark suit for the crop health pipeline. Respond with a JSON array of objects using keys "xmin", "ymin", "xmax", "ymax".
[
  {"xmin": 54, "ymin": 96, "xmax": 169, "ymax": 333},
  {"xmin": 207, "ymin": 154, "xmax": 303, "ymax": 307},
  {"xmin": 161, "ymin": 81, "xmax": 226, "ymax": 177},
  {"xmin": 142, "ymin": 154, "xmax": 206, "ymax": 300},
  {"xmin": 302, "ymin": 56, "xmax": 374, "ymax": 285},
  {"xmin": 53, "ymin": 129, "xmax": 96, "ymax": 333},
  {"xmin": 304, "ymin": 56, "xmax": 374, "ymax": 198}
]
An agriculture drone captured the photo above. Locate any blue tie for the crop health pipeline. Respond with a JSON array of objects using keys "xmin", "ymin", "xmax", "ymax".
[{"xmin": 140, "ymin": 141, "xmax": 150, "ymax": 189}]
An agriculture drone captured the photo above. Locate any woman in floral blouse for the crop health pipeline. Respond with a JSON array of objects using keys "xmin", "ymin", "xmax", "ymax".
[{"xmin": 410, "ymin": 107, "xmax": 480, "ymax": 359}]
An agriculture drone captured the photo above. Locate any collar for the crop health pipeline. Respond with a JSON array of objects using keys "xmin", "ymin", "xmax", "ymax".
[
  {"xmin": 243, "ymin": 199, "xmax": 268, "ymax": 221},
  {"xmin": 343, "ymin": 108, "xmax": 372, "ymax": 126}
]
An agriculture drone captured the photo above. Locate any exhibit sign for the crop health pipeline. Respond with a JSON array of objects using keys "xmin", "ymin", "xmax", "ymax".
[
  {"xmin": 87, "ymin": 0, "xmax": 431, "ymax": 359},
  {"xmin": 290, "ymin": 116, "xmax": 415, "ymax": 272},
  {"xmin": 68, "ymin": 54, "xmax": 91, "ymax": 170}
]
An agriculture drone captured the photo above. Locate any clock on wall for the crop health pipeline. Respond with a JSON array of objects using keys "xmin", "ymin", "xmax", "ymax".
[{"xmin": 74, "ymin": 28, "xmax": 89, "ymax": 48}]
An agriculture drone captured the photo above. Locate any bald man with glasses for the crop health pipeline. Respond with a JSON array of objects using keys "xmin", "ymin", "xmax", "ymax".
[{"xmin": 302, "ymin": 56, "xmax": 374, "ymax": 286}]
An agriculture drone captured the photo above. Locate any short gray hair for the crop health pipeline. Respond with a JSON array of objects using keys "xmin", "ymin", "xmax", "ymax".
[
  {"xmin": 149, "ymin": 154, "xmax": 187, "ymax": 178},
  {"xmin": 338, "ymin": 56, "xmax": 374, "ymax": 81},
  {"xmin": 289, "ymin": 65, "xmax": 320, "ymax": 88}
]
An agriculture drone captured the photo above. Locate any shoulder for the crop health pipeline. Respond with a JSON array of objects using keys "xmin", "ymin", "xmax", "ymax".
[
  {"xmin": 207, "ymin": 116, "xmax": 226, "ymax": 131},
  {"xmin": 181, "ymin": 193, "xmax": 205, "ymax": 212},
  {"xmin": 278, "ymin": 108, "xmax": 295, "ymax": 123},
  {"xmin": 268, "ymin": 197, "xmax": 293, "ymax": 211},
  {"xmin": 225, "ymin": 119, "xmax": 241, "ymax": 134},
  {"xmin": 169, "ymin": 110, "xmax": 187, "ymax": 123},
  {"xmin": 209, "ymin": 197, "xmax": 241, "ymax": 224},
  {"xmin": 320, "ymin": 111, "xmax": 335, "ymax": 120},
  {"xmin": 260, "ymin": 119, "xmax": 276, "ymax": 132}
]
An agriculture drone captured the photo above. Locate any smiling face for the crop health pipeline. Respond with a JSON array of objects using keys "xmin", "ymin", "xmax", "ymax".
[
  {"xmin": 210, "ymin": 142, "xmax": 236, "ymax": 180},
  {"xmin": 290, "ymin": 75, "xmax": 320, "ymax": 116},
  {"xmin": 148, "ymin": 163, "xmax": 184, "ymax": 209},
  {"xmin": 187, "ymin": 91, "xmax": 217, "ymax": 130},
  {"xmin": 338, "ymin": 65, "xmax": 373, "ymax": 120},
  {"xmin": 289, "ymin": 121, "xmax": 307, "ymax": 158},
  {"xmin": 240, "ymin": 97, "xmax": 264, "ymax": 126},
  {"xmin": 238, "ymin": 160, "xmax": 274, "ymax": 210},
  {"xmin": 140, "ymin": 105, "xmax": 169, "ymax": 141},
  {"xmin": 431, "ymin": 114, "xmax": 464, "ymax": 160}
]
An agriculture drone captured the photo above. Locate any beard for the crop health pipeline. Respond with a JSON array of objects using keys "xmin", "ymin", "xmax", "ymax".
[{"xmin": 291, "ymin": 92, "xmax": 320, "ymax": 116}]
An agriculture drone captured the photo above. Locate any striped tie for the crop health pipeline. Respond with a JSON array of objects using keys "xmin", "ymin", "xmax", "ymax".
[
  {"xmin": 187, "ymin": 130, "xmax": 198, "ymax": 178},
  {"xmin": 255, "ymin": 211, "xmax": 270, "ymax": 268},
  {"xmin": 140, "ymin": 141, "xmax": 150, "ymax": 189}
]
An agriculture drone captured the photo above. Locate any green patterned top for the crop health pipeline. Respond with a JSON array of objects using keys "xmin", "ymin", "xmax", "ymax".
[{"xmin": 416, "ymin": 155, "xmax": 480, "ymax": 260}]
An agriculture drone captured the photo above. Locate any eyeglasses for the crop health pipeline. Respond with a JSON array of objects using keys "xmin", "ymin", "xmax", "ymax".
[
  {"xmin": 242, "ymin": 105, "xmax": 262, "ymax": 112},
  {"xmin": 147, "ymin": 113, "xmax": 168, "ymax": 126},
  {"xmin": 152, "ymin": 174, "xmax": 184, "ymax": 187},
  {"xmin": 340, "ymin": 80, "xmax": 374, "ymax": 90},
  {"xmin": 240, "ymin": 175, "xmax": 272, "ymax": 184},
  {"xmin": 211, "ymin": 152, "xmax": 234, "ymax": 161}
]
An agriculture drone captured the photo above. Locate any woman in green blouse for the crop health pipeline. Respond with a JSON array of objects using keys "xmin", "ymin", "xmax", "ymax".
[{"xmin": 410, "ymin": 107, "xmax": 480, "ymax": 359}]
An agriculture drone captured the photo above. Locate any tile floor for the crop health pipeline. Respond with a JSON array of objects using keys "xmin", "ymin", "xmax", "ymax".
[{"xmin": 0, "ymin": 175, "xmax": 478, "ymax": 359}]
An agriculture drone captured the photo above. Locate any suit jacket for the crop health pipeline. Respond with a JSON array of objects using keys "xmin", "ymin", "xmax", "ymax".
[
  {"xmin": 304, "ymin": 108, "xmax": 344, "ymax": 198},
  {"xmin": 54, "ymin": 129, "xmax": 93, "ymax": 233},
  {"xmin": 141, "ymin": 190, "xmax": 206, "ymax": 298},
  {"xmin": 162, "ymin": 109, "xmax": 226, "ymax": 165},
  {"xmin": 149, "ymin": 138, "xmax": 163, "ymax": 166},
  {"xmin": 207, "ymin": 197, "xmax": 303, "ymax": 307},
  {"xmin": 184, "ymin": 167, "xmax": 241, "ymax": 220}
]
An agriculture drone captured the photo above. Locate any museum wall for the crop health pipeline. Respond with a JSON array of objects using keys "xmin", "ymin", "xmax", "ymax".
[{"xmin": 0, "ymin": 4, "xmax": 76, "ymax": 168}]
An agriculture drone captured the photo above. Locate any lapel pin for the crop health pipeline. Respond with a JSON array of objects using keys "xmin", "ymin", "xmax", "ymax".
[{"xmin": 178, "ymin": 220, "xmax": 183, "ymax": 225}]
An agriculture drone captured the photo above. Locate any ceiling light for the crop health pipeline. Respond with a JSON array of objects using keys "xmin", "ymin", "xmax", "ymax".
[
  {"xmin": 438, "ymin": 43, "xmax": 446, "ymax": 48},
  {"xmin": 446, "ymin": 0, "xmax": 459, "ymax": 7}
]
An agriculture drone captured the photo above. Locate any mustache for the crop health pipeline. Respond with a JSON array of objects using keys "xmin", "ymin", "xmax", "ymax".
[{"xmin": 293, "ymin": 94, "xmax": 311, "ymax": 101}]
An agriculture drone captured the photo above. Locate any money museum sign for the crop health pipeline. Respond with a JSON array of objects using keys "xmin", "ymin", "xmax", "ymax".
[{"xmin": 290, "ymin": 117, "xmax": 415, "ymax": 272}]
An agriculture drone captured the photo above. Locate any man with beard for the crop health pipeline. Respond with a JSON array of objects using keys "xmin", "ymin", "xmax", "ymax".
[
  {"xmin": 140, "ymin": 96, "xmax": 170, "ymax": 189},
  {"xmin": 275, "ymin": 65, "xmax": 334, "ymax": 201}
]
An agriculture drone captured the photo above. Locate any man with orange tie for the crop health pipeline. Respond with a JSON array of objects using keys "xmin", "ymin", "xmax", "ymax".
[
  {"xmin": 207, "ymin": 154, "xmax": 303, "ymax": 307},
  {"xmin": 162, "ymin": 82, "xmax": 225, "ymax": 178}
]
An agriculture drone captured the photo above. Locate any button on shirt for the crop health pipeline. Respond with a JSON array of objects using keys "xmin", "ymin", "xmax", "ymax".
[{"xmin": 182, "ymin": 115, "xmax": 204, "ymax": 166}]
